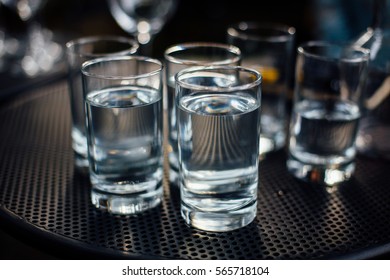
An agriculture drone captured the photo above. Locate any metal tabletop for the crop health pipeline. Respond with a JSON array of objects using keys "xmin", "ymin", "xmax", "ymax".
[{"xmin": 0, "ymin": 79, "xmax": 389, "ymax": 259}]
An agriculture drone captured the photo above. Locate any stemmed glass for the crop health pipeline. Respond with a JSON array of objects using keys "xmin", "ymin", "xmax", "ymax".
[
  {"xmin": 0, "ymin": 0, "xmax": 62, "ymax": 76},
  {"xmin": 107, "ymin": 0, "xmax": 178, "ymax": 55}
]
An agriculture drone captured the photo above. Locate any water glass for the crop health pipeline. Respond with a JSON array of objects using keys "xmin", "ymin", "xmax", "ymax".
[
  {"xmin": 81, "ymin": 56, "xmax": 163, "ymax": 215},
  {"xmin": 164, "ymin": 42, "xmax": 241, "ymax": 183},
  {"xmin": 176, "ymin": 66, "xmax": 262, "ymax": 232},
  {"xmin": 287, "ymin": 42, "xmax": 369, "ymax": 186},
  {"xmin": 227, "ymin": 22, "xmax": 296, "ymax": 157},
  {"xmin": 66, "ymin": 36, "xmax": 139, "ymax": 172},
  {"xmin": 356, "ymin": 31, "xmax": 390, "ymax": 161}
]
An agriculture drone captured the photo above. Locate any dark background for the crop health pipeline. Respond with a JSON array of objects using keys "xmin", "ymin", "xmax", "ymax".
[
  {"xmin": 0, "ymin": 0, "xmax": 375, "ymax": 96},
  {"xmin": 0, "ymin": 0, "xmax": 380, "ymax": 259},
  {"xmin": 44, "ymin": 0, "xmax": 372, "ymax": 57},
  {"xmin": 1, "ymin": 0, "xmax": 375, "ymax": 59},
  {"xmin": 42, "ymin": 0, "xmax": 316, "ymax": 58}
]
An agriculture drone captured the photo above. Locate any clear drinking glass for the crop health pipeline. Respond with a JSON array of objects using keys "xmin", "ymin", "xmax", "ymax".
[
  {"xmin": 107, "ymin": 0, "xmax": 178, "ymax": 55},
  {"xmin": 287, "ymin": 42, "xmax": 369, "ymax": 186},
  {"xmin": 353, "ymin": 0, "xmax": 390, "ymax": 160},
  {"xmin": 176, "ymin": 65, "xmax": 262, "ymax": 232},
  {"xmin": 66, "ymin": 36, "xmax": 139, "ymax": 172},
  {"xmin": 164, "ymin": 42, "xmax": 241, "ymax": 184},
  {"xmin": 227, "ymin": 22, "xmax": 296, "ymax": 158},
  {"xmin": 81, "ymin": 56, "xmax": 164, "ymax": 215}
]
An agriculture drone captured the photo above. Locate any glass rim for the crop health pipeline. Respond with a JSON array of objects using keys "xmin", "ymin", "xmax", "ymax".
[
  {"xmin": 175, "ymin": 65, "xmax": 262, "ymax": 92},
  {"xmin": 227, "ymin": 21, "xmax": 296, "ymax": 42},
  {"xmin": 164, "ymin": 42, "xmax": 241, "ymax": 66},
  {"xmin": 81, "ymin": 55, "xmax": 163, "ymax": 80},
  {"xmin": 65, "ymin": 35, "xmax": 139, "ymax": 57},
  {"xmin": 298, "ymin": 41, "xmax": 370, "ymax": 62}
]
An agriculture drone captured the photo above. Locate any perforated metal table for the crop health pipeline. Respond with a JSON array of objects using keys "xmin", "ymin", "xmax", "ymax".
[{"xmin": 0, "ymin": 79, "xmax": 390, "ymax": 259}]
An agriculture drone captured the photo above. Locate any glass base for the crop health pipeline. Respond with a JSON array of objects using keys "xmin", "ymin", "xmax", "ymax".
[
  {"xmin": 72, "ymin": 129, "xmax": 89, "ymax": 172},
  {"xmin": 356, "ymin": 123, "xmax": 390, "ymax": 161},
  {"xmin": 74, "ymin": 153, "xmax": 89, "ymax": 174},
  {"xmin": 287, "ymin": 157, "xmax": 355, "ymax": 186},
  {"xmin": 169, "ymin": 165, "xmax": 179, "ymax": 186},
  {"xmin": 259, "ymin": 134, "xmax": 285, "ymax": 159},
  {"xmin": 90, "ymin": 185, "xmax": 163, "ymax": 215},
  {"xmin": 168, "ymin": 151, "xmax": 180, "ymax": 185},
  {"xmin": 181, "ymin": 201, "xmax": 257, "ymax": 232}
]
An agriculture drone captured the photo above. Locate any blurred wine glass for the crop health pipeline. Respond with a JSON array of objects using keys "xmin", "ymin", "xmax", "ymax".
[
  {"xmin": 0, "ymin": 0, "xmax": 62, "ymax": 76},
  {"xmin": 107, "ymin": 0, "xmax": 178, "ymax": 55}
]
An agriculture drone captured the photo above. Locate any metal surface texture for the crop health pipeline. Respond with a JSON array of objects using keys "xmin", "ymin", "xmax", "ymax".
[{"xmin": 0, "ymin": 80, "xmax": 389, "ymax": 259}]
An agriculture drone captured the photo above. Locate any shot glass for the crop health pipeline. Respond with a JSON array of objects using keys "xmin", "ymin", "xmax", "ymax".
[
  {"xmin": 227, "ymin": 22, "xmax": 296, "ymax": 157},
  {"xmin": 287, "ymin": 41, "xmax": 369, "ymax": 186},
  {"xmin": 81, "ymin": 56, "xmax": 163, "ymax": 215},
  {"xmin": 176, "ymin": 66, "xmax": 262, "ymax": 232},
  {"xmin": 356, "ymin": 33, "xmax": 390, "ymax": 161},
  {"xmin": 66, "ymin": 36, "xmax": 139, "ymax": 172},
  {"xmin": 164, "ymin": 42, "xmax": 241, "ymax": 183}
]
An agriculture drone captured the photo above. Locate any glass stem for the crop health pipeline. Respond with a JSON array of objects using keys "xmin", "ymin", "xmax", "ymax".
[
  {"xmin": 372, "ymin": 0, "xmax": 387, "ymax": 30},
  {"xmin": 137, "ymin": 32, "xmax": 154, "ymax": 56}
]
